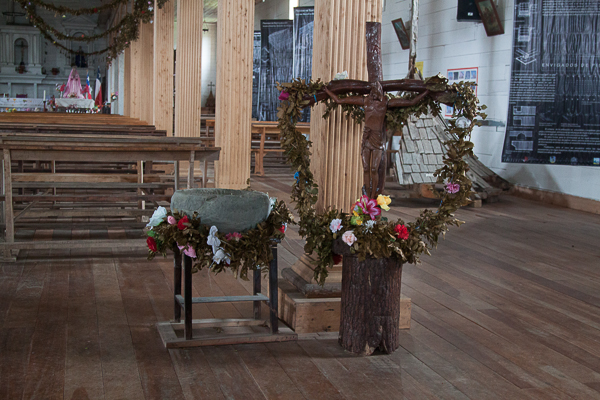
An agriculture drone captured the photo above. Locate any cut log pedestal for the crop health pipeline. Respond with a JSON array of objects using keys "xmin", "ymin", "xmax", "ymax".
[{"xmin": 339, "ymin": 254, "xmax": 402, "ymax": 355}]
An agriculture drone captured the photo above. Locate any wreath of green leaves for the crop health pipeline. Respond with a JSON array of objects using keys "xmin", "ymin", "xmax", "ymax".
[
  {"xmin": 147, "ymin": 199, "xmax": 294, "ymax": 280},
  {"xmin": 17, "ymin": 0, "xmax": 170, "ymax": 62},
  {"xmin": 277, "ymin": 76, "xmax": 487, "ymax": 285}
]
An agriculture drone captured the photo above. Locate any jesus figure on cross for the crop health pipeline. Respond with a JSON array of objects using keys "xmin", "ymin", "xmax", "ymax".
[{"xmin": 305, "ymin": 22, "xmax": 456, "ymax": 200}]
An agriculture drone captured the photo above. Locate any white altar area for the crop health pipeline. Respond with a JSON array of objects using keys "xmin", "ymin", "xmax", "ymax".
[{"xmin": 0, "ymin": 2, "xmax": 106, "ymax": 101}]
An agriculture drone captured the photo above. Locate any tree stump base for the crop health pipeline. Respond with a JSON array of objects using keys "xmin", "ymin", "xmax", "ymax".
[{"xmin": 334, "ymin": 240, "xmax": 402, "ymax": 355}]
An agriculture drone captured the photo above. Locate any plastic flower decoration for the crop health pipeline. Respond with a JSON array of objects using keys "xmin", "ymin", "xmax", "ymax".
[
  {"xmin": 363, "ymin": 220, "xmax": 375, "ymax": 233},
  {"xmin": 395, "ymin": 224, "xmax": 409, "ymax": 240},
  {"xmin": 445, "ymin": 183, "xmax": 461, "ymax": 194},
  {"xmin": 225, "ymin": 232, "xmax": 243, "ymax": 241},
  {"xmin": 206, "ymin": 226, "xmax": 221, "ymax": 254},
  {"xmin": 147, "ymin": 206, "xmax": 167, "ymax": 227},
  {"xmin": 279, "ymin": 223, "xmax": 288, "ymax": 234},
  {"xmin": 177, "ymin": 216, "xmax": 189, "ymax": 230},
  {"xmin": 213, "ymin": 248, "xmax": 231, "ymax": 265},
  {"xmin": 167, "ymin": 216, "xmax": 177, "ymax": 225},
  {"xmin": 342, "ymin": 231, "xmax": 357, "ymax": 246},
  {"xmin": 376, "ymin": 194, "xmax": 391, "ymax": 211},
  {"xmin": 355, "ymin": 195, "xmax": 381, "ymax": 220},
  {"xmin": 178, "ymin": 243, "xmax": 197, "ymax": 258},
  {"xmin": 329, "ymin": 218, "xmax": 343, "ymax": 233},
  {"xmin": 278, "ymin": 90, "xmax": 290, "ymax": 101}
]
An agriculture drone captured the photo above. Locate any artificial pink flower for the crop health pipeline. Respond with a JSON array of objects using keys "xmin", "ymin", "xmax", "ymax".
[
  {"xmin": 167, "ymin": 216, "xmax": 177, "ymax": 225},
  {"xmin": 178, "ymin": 244, "xmax": 197, "ymax": 258},
  {"xmin": 355, "ymin": 195, "xmax": 381, "ymax": 220},
  {"xmin": 342, "ymin": 230, "xmax": 357, "ymax": 246},
  {"xmin": 395, "ymin": 224, "xmax": 409, "ymax": 240},
  {"xmin": 225, "ymin": 232, "xmax": 243, "ymax": 241},
  {"xmin": 445, "ymin": 183, "xmax": 461, "ymax": 194},
  {"xmin": 278, "ymin": 91, "xmax": 290, "ymax": 101}
]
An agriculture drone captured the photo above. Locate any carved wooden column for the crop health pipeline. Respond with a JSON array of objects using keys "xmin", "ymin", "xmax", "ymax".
[
  {"xmin": 153, "ymin": 0, "xmax": 174, "ymax": 134},
  {"xmin": 128, "ymin": 38, "xmax": 142, "ymax": 119},
  {"xmin": 215, "ymin": 0, "xmax": 255, "ymax": 189},
  {"xmin": 140, "ymin": 22, "xmax": 154, "ymax": 124},
  {"xmin": 311, "ymin": 0, "xmax": 382, "ymax": 212},
  {"xmin": 123, "ymin": 48, "xmax": 131, "ymax": 116},
  {"xmin": 174, "ymin": 0, "xmax": 203, "ymax": 137}
]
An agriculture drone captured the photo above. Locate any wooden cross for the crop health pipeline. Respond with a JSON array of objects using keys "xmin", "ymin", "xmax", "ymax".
[
  {"xmin": 207, "ymin": 82, "xmax": 216, "ymax": 93},
  {"xmin": 303, "ymin": 22, "xmax": 456, "ymax": 199}
]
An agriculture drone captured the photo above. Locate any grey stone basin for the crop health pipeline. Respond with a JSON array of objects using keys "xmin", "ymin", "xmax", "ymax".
[{"xmin": 171, "ymin": 188, "xmax": 271, "ymax": 233}]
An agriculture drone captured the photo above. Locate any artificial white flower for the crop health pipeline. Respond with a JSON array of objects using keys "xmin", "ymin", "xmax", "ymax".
[
  {"xmin": 329, "ymin": 218, "xmax": 343, "ymax": 233},
  {"xmin": 364, "ymin": 220, "xmax": 375, "ymax": 233},
  {"xmin": 147, "ymin": 206, "xmax": 167, "ymax": 227},
  {"xmin": 268, "ymin": 197, "xmax": 277, "ymax": 215},
  {"xmin": 206, "ymin": 225, "xmax": 221, "ymax": 254},
  {"xmin": 334, "ymin": 71, "xmax": 349, "ymax": 80},
  {"xmin": 342, "ymin": 230, "xmax": 357, "ymax": 246},
  {"xmin": 213, "ymin": 248, "xmax": 231, "ymax": 265},
  {"xmin": 456, "ymin": 116, "xmax": 471, "ymax": 129}
]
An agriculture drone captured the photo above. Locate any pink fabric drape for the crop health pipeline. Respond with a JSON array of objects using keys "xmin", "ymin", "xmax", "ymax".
[{"xmin": 63, "ymin": 68, "xmax": 84, "ymax": 99}]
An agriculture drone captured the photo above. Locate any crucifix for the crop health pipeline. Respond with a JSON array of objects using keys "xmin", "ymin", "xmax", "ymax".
[{"xmin": 303, "ymin": 22, "xmax": 456, "ymax": 199}]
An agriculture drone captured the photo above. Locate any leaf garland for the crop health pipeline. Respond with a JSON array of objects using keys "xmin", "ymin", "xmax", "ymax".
[
  {"xmin": 277, "ymin": 77, "xmax": 487, "ymax": 285},
  {"xmin": 147, "ymin": 199, "xmax": 294, "ymax": 280},
  {"xmin": 16, "ymin": 0, "xmax": 171, "ymax": 62}
]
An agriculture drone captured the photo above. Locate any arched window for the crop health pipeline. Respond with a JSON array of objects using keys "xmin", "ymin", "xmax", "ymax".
[{"xmin": 14, "ymin": 38, "xmax": 28, "ymax": 65}]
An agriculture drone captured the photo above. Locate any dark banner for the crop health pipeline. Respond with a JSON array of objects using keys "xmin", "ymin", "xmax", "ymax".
[
  {"xmin": 502, "ymin": 0, "xmax": 600, "ymax": 166},
  {"xmin": 252, "ymin": 31, "xmax": 261, "ymax": 120},
  {"xmin": 294, "ymin": 7, "xmax": 314, "ymax": 122},
  {"xmin": 258, "ymin": 20, "xmax": 294, "ymax": 122}
]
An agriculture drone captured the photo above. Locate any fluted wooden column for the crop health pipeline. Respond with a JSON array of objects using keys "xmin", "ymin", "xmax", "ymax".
[
  {"xmin": 153, "ymin": 0, "xmax": 174, "ymax": 134},
  {"xmin": 311, "ymin": 0, "xmax": 382, "ymax": 212},
  {"xmin": 174, "ymin": 0, "xmax": 203, "ymax": 137},
  {"xmin": 215, "ymin": 0, "xmax": 254, "ymax": 189},
  {"xmin": 140, "ymin": 22, "xmax": 154, "ymax": 124},
  {"xmin": 123, "ymin": 48, "xmax": 131, "ymax": 117},
  {"xmin": 129, "ymin": 35, "xmax": 142, "ymax": 119}
]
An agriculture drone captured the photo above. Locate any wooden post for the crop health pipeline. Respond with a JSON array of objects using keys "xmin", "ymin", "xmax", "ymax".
[
  {"xmin": 269, "ymin": 244, "xmax": 279, "ymax": 333},
  {"xmin": 184, "ymin": 254, "xmax": 193, "ymax": 340},
  {"xmin": 311, "ymin": 0, "xmax": 382, "ymax": 212},
  {"xmin": 129, "ymin": 36, "xmax": 142, "ymax": 119},
  {"xmin": 153, "ymin": 0, "xmax": 174, "ymax": 135},
  {"xmin": 174, "ymin": 0, "xmax": 203, "ymax": 137},
  {"xmin": 3, "ymin": 149, "xmax": 13, "ymax": 258},
  {"xmin": 141, "ymin": 22, "xmax": 154, "ymax": 124},
  {"xmin": 408, "ymin": 0, "xmax": 419, "ymax": 78},
  {"xmin": 123, "ymin": 48, "xmax": 131, "ymax": 116},
  {"xmin": 215, "ymin": 0, "xmax": 255, "ymax": 189},
  {"xmin": 338, "ymin": 254, "xmax": 402, "ymax": 355},
  {"xmin": 173, "ymin": 247, "xmax": 182, "ymax": 322},
  {"xmin": 253, "ymin": 266, "xmax": 261, "ymax": 320}
]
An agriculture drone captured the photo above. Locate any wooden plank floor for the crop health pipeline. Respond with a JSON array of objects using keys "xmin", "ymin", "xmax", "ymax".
[{"xmin": 1, "ymin": 173, "xmax": 600, "ymax": 399}]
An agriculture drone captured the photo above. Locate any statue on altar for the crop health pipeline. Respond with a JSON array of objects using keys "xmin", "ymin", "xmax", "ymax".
[{"xmin": 63, "ymin": 67, "xmax": 85, "ymax": 99}]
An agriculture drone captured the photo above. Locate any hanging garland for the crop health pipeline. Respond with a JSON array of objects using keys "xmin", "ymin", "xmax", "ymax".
[
  {"xmin": 276, "ymin": 75, "xmax": 487, "ymax": 285},
  {"xmin": 145, "ymin": 199, "xmax": 294, "ymax": 280},
  {"xmin": 16, "ymin": 0, "xmax": 170, "ymax": 62}
]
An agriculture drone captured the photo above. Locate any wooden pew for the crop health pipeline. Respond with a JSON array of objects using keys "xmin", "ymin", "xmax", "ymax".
[
  {"xmin": 251, "ymin": 121, "xmax": 310, "ymax": 176},
  {"xmin": 0, "ymin": 134, "xmax": 220, "ymax": 259}
]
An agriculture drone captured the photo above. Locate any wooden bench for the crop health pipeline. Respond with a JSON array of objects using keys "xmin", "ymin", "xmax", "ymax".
[
  {"xmin": 251, "ymin": 121, "xmax": 310, "ymax": 176},
  {"xmin": 0, "ymin": 134, "xmax": 220, "ymax": 259}
]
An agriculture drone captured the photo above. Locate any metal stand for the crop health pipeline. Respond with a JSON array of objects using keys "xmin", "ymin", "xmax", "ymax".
[{"xmin": 157, "ymin": 241, "xmax": 296, "ymax": 348}]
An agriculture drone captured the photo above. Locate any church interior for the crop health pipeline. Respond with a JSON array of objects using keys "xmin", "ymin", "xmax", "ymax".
[{"xmin": 1, "ymin": 0, "xmax": 599, "ymax": 398}]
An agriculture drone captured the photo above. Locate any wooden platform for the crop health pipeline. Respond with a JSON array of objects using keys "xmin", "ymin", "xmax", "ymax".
[{"xmin": 1, "ymin": 173, "xmax": 600, "ymax": 399}]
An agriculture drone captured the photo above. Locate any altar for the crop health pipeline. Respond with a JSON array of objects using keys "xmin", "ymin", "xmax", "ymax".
[
  {"xmin": 55, "ymin": 98, "xmax": 95, "ymax": 111},
  {"xmin": 0, "ymin": 98, "xmax": 44, "ymax": 112}
]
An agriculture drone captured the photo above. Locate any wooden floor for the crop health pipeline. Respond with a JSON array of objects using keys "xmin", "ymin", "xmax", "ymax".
[{"xmin": 2, "ymin": 173, "xmax": 600, "ymax": 399}]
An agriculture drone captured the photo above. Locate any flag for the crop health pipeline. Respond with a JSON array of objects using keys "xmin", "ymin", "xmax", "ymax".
[
  {"xmin": 86, "ymin": 72, "xmax": 92, "ymax": 99},
  {"xmin": 95, "ymin": 67, "xmax": 103, "ymax": 107}
]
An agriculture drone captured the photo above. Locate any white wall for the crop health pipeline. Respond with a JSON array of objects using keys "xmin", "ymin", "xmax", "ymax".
[
  {"xmin": 382, "ymin": 0, "xmax": 600, "ymax": 202},
  {"xmin": 255, "ymin": 0, "xmax": 292, "ymax": 30}
]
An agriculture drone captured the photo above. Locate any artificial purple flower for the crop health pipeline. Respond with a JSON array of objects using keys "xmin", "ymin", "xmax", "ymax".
[
  {"xmin": 278, "ymin": 91, "xmax": 290, "ymax": 101},
  {"xmin": 355, "ymin": 195, "xmax": 381, "ymax": 220},
  {"xmin": 445, "ymin": 183, "xmax": 461, "ymax": 194}
]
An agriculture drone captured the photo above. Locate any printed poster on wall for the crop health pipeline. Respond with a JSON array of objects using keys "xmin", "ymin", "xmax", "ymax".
[
  {"xmin": 502, "ymin": 0, "xmax": 600, "ymax": 166},
  {"xmin": 258, "ymin": 20, "xmax": 294, "ymax": 122},
  {"xmin": 445, "ymin": 67, "xmax": 478, "ymax": 117},
  {"xmin": 293, "ymin": 7, "xmax": 314, "ymax": 122},
  {"xmin": 252, "ymin": 31, "xmax": 261, "ymax": 120}
]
